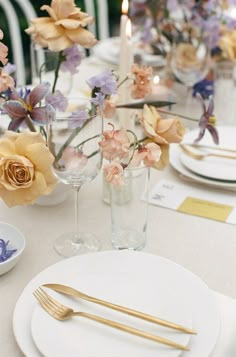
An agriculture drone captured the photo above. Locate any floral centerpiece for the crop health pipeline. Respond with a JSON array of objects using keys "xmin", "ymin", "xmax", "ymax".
[{"xmin": 0, "ymin": 0, "xmax": 220, "ymax": 210}]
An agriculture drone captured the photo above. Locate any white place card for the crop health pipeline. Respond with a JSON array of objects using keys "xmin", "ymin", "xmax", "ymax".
[{"xmin": 149, "ymin": 179, "xmax": 236, "ymax": 224}]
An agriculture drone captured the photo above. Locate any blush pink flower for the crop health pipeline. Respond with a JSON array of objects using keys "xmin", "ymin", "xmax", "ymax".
[
  {"xmin": 104, "ymin": 97, "xmax": 117, "ymax": 118},
  {"xmin": 141, "ymin": 105, "xmax": 185, "ymax": 144},
  {"xmin": 99, "ymin": 125, "xmax": 130, "ymax": 160},
  {"xmin": 25, "ymin": 0, "xmax": 97, "ymax": 51},
  {"xmin": 0, "ymin": 70, "xmax": 14, "ymax": 92},
  {"xmin": 0, "ymin": 30, "xmax": 8, "ymax": 66},
  {"xmin": 61, "ymin": 146, "xmax": 88, "ymax": 170},
  {"xmin": 130, "ymin": 64, "xmax": 152, "ymax": 99},
  {"xmin": 103, "ymin": 160, "xmax": 124, "ymax": 186},
  {"xmin": 130, "ymin": 142, "xmax": 161, "ymax": 168}
]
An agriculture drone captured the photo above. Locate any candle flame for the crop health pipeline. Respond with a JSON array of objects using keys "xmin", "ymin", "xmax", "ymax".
[
  {"xmin": 126, "ymin": 19, "xmax": 132, "ymax": 38},
  {"xmin": 153, "ymin": 75, "xmax": 160, "ymax": 85},
  {"xmin": 122, "ymin": 0, "xmax": 129, "ymax": 15}
]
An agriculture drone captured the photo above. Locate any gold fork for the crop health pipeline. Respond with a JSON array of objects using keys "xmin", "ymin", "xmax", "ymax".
[
  {"xmin": 180, "ymin": 143, "xmax": 236, "ymax": 161},
  {"xmin": 33, "ymin": 287, "xmax": 190, "ymax": 351}
]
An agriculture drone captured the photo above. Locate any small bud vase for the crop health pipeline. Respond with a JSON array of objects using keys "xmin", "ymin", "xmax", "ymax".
[{"xmin": 109, "ymin": 165, "xmax": 150, "ymax": 250}]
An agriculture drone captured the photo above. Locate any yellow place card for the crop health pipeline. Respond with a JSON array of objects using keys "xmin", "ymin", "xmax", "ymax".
[{"xmin": 177, "ymin": 197, "xmax": 234, "ymax": 222}]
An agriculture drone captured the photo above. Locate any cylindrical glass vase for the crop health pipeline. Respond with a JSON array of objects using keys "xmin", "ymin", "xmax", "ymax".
[{"xmin": 110, "ymin": 166, "xmax": 150, "ymax": 250}]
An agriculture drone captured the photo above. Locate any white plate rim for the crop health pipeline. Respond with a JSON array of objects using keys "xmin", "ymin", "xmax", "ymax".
[
  {"xmin": 180, "ymin": 152, "xmax": 236, "ymax": 182},
  {"xmin": 170, "ymin": 126, "xmax": 236, "ymax": 189},
  {"xmin": 12, "ymin": 250, "xmax": 220, "ymax": 357}
]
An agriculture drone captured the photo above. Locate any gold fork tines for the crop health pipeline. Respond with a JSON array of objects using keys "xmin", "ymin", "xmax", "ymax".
[{"xmin": 34, "ymin": 288, "xmax": 190, "ymax": 351}]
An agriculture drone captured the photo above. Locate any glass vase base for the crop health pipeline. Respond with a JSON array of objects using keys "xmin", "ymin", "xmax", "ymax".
[
  {"xmin": 112, "ymin": 229, "xmax": 146, "ymax": 251},
  {"xmin": 54, "ymin": 232, "xmax": 101, "ymax": 258}
]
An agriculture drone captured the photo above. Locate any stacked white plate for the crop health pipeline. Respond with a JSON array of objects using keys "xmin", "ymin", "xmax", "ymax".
[
  {"xmin": 13, "ymin": 250, "xmax": 220, "ymax": 357},
  {"xmin": 170, "ymin": 126, "xmax": 236, "ymax": 190}
]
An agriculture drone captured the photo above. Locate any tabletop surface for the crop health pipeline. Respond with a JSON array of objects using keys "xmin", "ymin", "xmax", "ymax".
[{"xmin": 1, "ymin": 56, "xmax": 236, "ymax": 357}]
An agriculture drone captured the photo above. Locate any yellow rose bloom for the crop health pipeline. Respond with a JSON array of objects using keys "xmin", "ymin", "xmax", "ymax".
[{"xmin": 0, "ymin": 131, "xmax": 57, "ymax": 207}]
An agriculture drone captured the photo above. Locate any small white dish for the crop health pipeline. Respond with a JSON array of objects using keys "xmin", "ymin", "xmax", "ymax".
[{"xmin": 0, "ymin": 222, "xmax": 25, "ymax": 276}]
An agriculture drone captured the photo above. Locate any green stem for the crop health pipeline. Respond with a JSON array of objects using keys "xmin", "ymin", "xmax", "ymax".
[
  {"xmin": 52, "ymin": 51, "xmax": 64, "ymax": 93},
  {"xmin": 118, "ymin": 76, "xmax": 130, "ymax": 88}
]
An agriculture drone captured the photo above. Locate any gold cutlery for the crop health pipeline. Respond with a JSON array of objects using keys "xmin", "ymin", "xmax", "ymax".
[
  {"xmin": 179, "ymin": 144, "xmax": 236, "ymax": 161},
  {"xmin": 34, "ymin": 287, "xmax": 190, "ymax": 351},
  {"xmin": 183, "ymin": 143, "xmax": 236, "ymax": 154},
  {"xmin": 43, "ymin": 283, "xmax": 196, "ymax": 335}
]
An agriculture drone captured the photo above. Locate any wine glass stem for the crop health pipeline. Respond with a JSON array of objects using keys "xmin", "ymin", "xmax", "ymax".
[{"xmin": 73, "ymin": 185, "xmax": 81, "ymax": 243}]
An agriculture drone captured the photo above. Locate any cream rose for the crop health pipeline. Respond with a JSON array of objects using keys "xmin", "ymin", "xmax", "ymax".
[
  {"xmin": 141, "ymin": 105, "xmax": 185, "ymax": 144},
  {"xmin": 0, "ymin": 131, "xmax": 57, "ymax": 207},
  {"xmin": 25, "ymin": 0, "xmax": 97, "ymax": 51}
]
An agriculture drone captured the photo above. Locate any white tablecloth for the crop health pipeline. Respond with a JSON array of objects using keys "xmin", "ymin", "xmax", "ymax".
[{"xmin": 1, "ymin": 56, "xmax": 236, "ymax": 356}]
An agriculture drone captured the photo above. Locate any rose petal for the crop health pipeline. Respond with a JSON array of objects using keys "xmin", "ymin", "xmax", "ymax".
[
  {"xmin": 0, "ymin": 138, "xmax": 15, "ymax": 156},
  {"xmin": 66, "ymin": 27, "xmax": 97, "ymax": 48},
  {"xmin": 25, "ymin": 143, "xmax": 54, "ymax": 172},
  {"xmin": 15, "ymin": 132, "xmax": 45, "ymax": 156},
  {"xmin": 47, "ymin": 36, "xmax": 73, "ymax": 51}
]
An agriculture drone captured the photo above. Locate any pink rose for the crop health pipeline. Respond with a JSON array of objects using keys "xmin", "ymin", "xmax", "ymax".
[{"xmin": 103, "ymin": 161, "xmax": 124, "ymax": 185}]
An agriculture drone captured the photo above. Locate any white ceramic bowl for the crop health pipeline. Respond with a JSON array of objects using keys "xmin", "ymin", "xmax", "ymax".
[{"xmin": 0, "ymin": 222, "xmax": 25, "ymax": 276}]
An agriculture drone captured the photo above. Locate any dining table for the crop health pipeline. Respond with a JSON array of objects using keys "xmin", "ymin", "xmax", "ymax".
[{"xmin": 1, "ymin": 54, "xmax": 236, "ymax": 357}]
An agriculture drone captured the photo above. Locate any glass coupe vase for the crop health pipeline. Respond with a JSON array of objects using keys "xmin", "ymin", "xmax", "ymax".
[{"xmin": 47, "ymin": 97, "xmax": 103, "ymax": 257}]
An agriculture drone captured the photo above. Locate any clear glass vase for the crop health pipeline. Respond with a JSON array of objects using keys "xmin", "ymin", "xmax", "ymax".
[
  {"xmin": 31, "ymin": 43, "xmax": 73, "ymax": 95},
  {"xmin": 110, "ymin": 165, "xmax": 150, "ymax": 251}
]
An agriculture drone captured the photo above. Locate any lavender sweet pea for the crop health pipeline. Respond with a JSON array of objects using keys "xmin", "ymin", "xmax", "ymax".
[
  {"xmin": 61, "ymin": 45, "xmax": 83, "ymax": 75},
  {"xmin": 69, "ymin": 109, "xmax": 88, "ymax": 129},
  {"xmin": 0, "ymin": 238, "xmax": 17, "ymax": 263},
  {"xmin": 194, "ymin": 93, "xmax": 219, "ymax": 145},
  {"xmin": 87, "ymin": 70, "xmax": 118, "ymax": 96}
]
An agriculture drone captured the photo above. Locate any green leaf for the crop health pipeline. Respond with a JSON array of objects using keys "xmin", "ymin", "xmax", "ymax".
[{"xmin": 116, "ymin": 100, "xmax": 176, "ymax": 109}]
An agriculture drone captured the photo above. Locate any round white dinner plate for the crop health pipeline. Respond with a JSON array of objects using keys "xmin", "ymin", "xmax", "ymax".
[
  {"xmin": 170, "ymin": 126, "xmax": 236, "ymax": 189},
  {"xmin": 93, "ymin": 37, "xmax": 166, "ymax": 67},
  {"xmin": 13, "ymin": 251, "xmax": 220, "ymax": 357},
  {"xmin": 30, "ymin": 272, "xmax": 190, "ymax": 357}
]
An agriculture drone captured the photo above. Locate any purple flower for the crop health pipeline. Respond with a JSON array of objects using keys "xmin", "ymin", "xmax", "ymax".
[
  {"xmin": 2, "ymin": 82, "xmax": 50, "ymax": 131},
  {"xmin": 91, "ymin": 92, "xmax": 105, "ymax": 107},
  {"xmin": 87, "ymin": 70, "xmax": 118, "ymax": 96},
  {"xmin": 3, "ymin": 62, "xmax": 16, "ymax": 75},
  {"xmin": 0, "ymin": 239, "xmax": 17, "ymax": 262},
  {"xmin": 194, "ymin": 93, "xmax": 219, "ymax": 145},
  {"xmin": 61, "ymin": 45, "xmax": 84, "ymax": 75},
  {"xmin": 69, "ymin": 109, "xmax": 88, "ymax": 129},
  {"xmin": 45, "ymin": 90, "xmax": 68, "ymax": 111}
]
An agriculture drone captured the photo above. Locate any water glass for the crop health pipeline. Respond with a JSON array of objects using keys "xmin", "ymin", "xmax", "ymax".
[{"xmin": 110, "ymin": 166, "xmax": 150, "ymax": 250}]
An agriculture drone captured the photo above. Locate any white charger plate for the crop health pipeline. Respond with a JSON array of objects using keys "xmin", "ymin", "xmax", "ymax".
[
  {"xmin": 170, "ymin": 126, "xmax": 236, "ymax": 189},
  {"xmin": 13, "ymin": 251, "xmax": 220, "ymax": 357}
]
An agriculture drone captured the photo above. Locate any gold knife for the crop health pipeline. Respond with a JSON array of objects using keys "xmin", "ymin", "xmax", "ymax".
[{"xmin": 43, "ymin": 283, "xmax": 196, "ymax": 335}]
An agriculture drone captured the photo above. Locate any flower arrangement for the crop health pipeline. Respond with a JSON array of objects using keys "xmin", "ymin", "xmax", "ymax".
[
  {"xmin": 0, "ymin": 0, "xmax": 220, "ymax": 206},
  {"xmin": 131, "ymin": 0, "xmax": 236, "ymax": 55}
]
